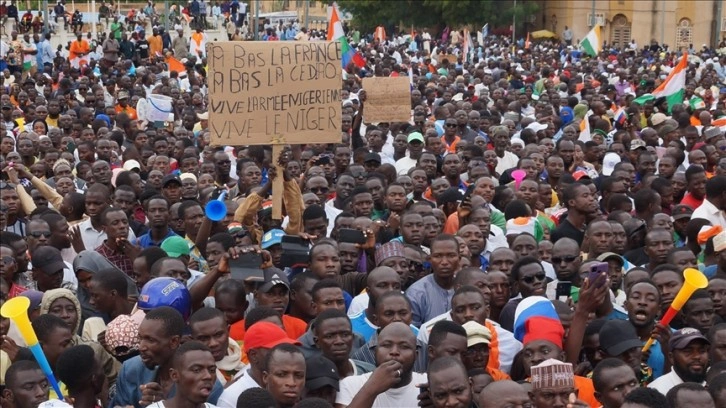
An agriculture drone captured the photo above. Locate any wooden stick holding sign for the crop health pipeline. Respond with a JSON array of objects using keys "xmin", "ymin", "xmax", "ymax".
[
  {"xmin": 205, "ymin": 41, "xmax": 343, "ymax": 220},
  {"xmin": 271, "ymin": 141, "xmax": 285, "ymax": 221}
]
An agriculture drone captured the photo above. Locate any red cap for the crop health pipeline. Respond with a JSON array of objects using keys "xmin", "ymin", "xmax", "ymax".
[
  {"xmin": 523, "ymin": 317, "xmax": 564, "ymax": 349},
  {"xmin": 572, "ymin": 170, "xmax": 590, "ymax": 181},
  {"xmin": 243, "ymin": 321, "xmax": 300, "ymax": 354}
]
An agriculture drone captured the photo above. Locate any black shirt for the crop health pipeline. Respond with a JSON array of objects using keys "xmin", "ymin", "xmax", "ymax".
[{"xmin": 551, "ymin": 217, "xmax": 585, "ymax": 246}]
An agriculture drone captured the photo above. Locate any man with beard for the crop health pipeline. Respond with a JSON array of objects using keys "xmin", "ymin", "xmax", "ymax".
[
  {"xmin": 337, "ymin": 322, "xmax": 426, "ymax": 408},
  {"xmin": 551, "ymin": 182, "xmax": 598, "ymax": 247},
  {"xmin": 213, "ymin": 151, "xmax": 234, "ymax": 188},
  {"xmin": 545, "ymin": 238, "xmax": 582, "ymax": 301},
  {"xmin": 95, "ymin": 207, "xmax": 138, "ymax": 277},
  {"xmin": 111, "ymin": 306, "xmax": 223, "ymax": 407},
  {"xmin": 649, "ymin": 328, "xmax": 710, "ymax": 395}
]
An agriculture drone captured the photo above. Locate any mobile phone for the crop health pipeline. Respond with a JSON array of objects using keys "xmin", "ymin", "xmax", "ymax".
[
  {"xmin": 462, "ymin": 183, "xmax": 476, "ymax": 203},
  {"xmin": 556, "ymin": 281, "xmax": 572, "ymax": 301},
  {"xmin": 315, "ymin": 155, "xmax": 331, "ymax": 165},
  {"xmin": 280, "ymin": 235, "xmax": 310, "ymax": 268},
  {"xmin": 338, "ymin": 228, "xmax": 365, "ymax": 244},
  {"xmin": 589, "ymin": 261, "xmax": 609, "ymax": 288},
  {"xmin": 228, "ymin": 252, "xmax": 263, "ymax": 281}
]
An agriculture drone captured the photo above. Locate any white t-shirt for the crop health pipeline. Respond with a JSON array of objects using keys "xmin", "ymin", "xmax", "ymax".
[
  {"xmin": 217, "ymin": 368, "xmax": 262, "ymax": 408},
  {"xmin": 336, "ymin": 372, "xmax": 427, "ymax": 408},
  {"xmin": 148, "ymin": 403, "xmax": 217, "ymax": 408}
]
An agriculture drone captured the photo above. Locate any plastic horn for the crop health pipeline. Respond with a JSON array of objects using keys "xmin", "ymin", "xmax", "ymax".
[
  {"xmin": 512, "ymin": 169, "xmax": 527, "ymax": 190},
  {"xmin": 1, "ymin": 297, "xmax": 64, "ymax": 400},
  {"xmin": 205, "ymin": 191, "xmax": 227, "ymax": 222},
  {"xmin": 642, "ymin": 268, "xmax": 708, "ymax": 352}
]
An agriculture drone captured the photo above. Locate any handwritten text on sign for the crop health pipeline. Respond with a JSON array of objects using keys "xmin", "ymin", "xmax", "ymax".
[{"xmin": 207, "ymin": 42, "xmax": 343, "ymax": 145}]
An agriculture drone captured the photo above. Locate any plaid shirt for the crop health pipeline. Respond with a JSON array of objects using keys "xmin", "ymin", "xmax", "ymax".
[{"xmin": 95, "ymin": 241, "xmax": 134, "ymax": 277}]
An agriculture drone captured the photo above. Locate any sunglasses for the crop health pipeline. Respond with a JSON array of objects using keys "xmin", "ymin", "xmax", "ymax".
[
  {"xmin": 409, "ymin": 260, "xmax": 424, "ymax": 272},
  {"xmin": 0, "ymin": 181, "xmax": 16, "ymax": 190},
  {"xmin": 310, "ymin": 187, "xmax": 329, "ymax": 194},
  {"xmin": 719, "ymin": 146, "xmax": 726, "ymax": 151},
  {"xmin": 551, "ymin": 255, "xmax": 579, "ymax": 264},
  {"xmin": 29, "ymin": 231, "xmax": 52, "ymax": 238},
  {"xmin": 0, "ymin": 256, "xmax": 15, "ymax": 265},
  {"xmin": 522, "ymin": 273, "xmax": 546, "ymax": 284},
  {"xmin": 445, "ymin": 123, "xmax": 458, "ymax": 128},
  {"xmin": 351, "ymin": 172, "xmax": 367, "ymax": 178}
]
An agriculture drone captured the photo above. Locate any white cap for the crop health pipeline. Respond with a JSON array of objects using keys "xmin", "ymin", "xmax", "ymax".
[
  {"xmin": 602, "ymin": 152, "xmax": 621, "ymax": 176},
  {"xmin": 123, "ymin": 160, "xmax": 141, "ymax": 171}
]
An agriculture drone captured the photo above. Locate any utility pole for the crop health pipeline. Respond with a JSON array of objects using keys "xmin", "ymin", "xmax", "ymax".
[
  {"xmin": 165, "ymin": 0, "xmax": 170, "ymax": 31},
  {"xmin": 512, "ymin": 0, "xmax": 516, "ymax": 45},
  {"xmin": 304, "ymin": 0, "xmax": 309, "ymax": 29},
  {"xmin": 661, "ymin": 0, "xmax": 665, "ymax": 45},
  {"xmin": 254, "ymin": 0, "xmax": 260, "ymax": 40}
]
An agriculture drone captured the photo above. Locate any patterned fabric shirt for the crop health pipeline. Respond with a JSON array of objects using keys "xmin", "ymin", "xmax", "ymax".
[
  {"xmin": 95, "ymin": 241, "xmax": 134, "ymax": 277},
  {"xmin": 185, "ymin": 235, "xmax": 210, "ymax": 273}
]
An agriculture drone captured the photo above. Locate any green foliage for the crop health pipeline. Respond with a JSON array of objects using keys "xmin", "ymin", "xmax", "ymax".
[{"xmin": 337, "ymin": 0, "xmax": 539, "ymax": 34}]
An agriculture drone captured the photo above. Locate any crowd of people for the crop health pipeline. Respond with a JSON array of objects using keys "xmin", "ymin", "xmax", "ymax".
[{"xmin": 3, "ymin": 8, "xmax": 726, "ymax": 408}]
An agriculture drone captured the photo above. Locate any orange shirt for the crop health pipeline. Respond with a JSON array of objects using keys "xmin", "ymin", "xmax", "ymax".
[
  {"xmin": 441, "ymin": 135, "xmax": 461, "ymax": 154},
  {"xmin": 229, "ymin": 314, "xmax": 307, "ymax": 364},
  {"xmin": 69, "ymin": 39, "xmax": 90, "ymax": 61},
  {"xmin": 148, "ymin": 35, "xmax": 163, "ymax": 57},
  {"xmin": 115, "ymin": 104, "xmax": 138, "ymax": 120}
]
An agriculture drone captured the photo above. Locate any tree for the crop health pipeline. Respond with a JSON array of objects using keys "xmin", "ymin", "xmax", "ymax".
[{"xmin": 336, "ymin": 0, "xmax": 539, "ymax": 35}]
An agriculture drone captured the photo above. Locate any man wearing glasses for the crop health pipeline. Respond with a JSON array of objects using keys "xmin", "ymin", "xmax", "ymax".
[{"xmin": 498, "ymin": 256, "xmax": 549, "ymax": 332}]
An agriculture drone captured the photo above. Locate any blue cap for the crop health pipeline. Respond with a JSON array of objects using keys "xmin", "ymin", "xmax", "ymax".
[{"xmin": 261, "ymin": 229, "xmax": 285, "ymax": 249}]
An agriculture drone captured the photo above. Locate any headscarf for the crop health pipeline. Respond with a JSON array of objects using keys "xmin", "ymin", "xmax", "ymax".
[{"xmin": 40, "ymin": 288, "xmax": 82, "ymax": 334}]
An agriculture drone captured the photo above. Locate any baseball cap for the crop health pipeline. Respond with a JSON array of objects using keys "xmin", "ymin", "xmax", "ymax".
[
  {"xmin": 714, "ymin": 230, "xmax": 726, "ymax": 252},
  {"xmin": 161, "ymin": 236, "xmax": 190, "ymax": 257},
  {"xmin": 123, "ymin": 160, "xmax": 141, "ymax": 172},
  {"xmin": 596, "ymin": 252, "xmax": 624, "ymax": 267},
  {"xmin": 630, "ymin": 139, "xmax": 647, "ymax": 150},
  {"xmin": 407, "ymin": 132, "xmax": 424, "ymax": 144},
  {"xmin": 602, "ymin": 152, "xmax": 621, "ymax": 176},
  {"xmin": 671, "ymin": 204, "xmax": 694, "ymax": 220},
  {"xmin": 32, "ymin": 246, "xmax": 65, "ymax": 275},
  {"xmin": 599, "ymin": 320, "xmax": 642, "ymax": 356},
  {"xmin": 118, "ymin": 90, "xmax": 129, "ymax": 99},
  {"xmin": 18, "ymin": 290, "xmax": 44, "ymax": 312},
  {"xmin": 658, "ymin": 123, "xmax": 678, "ymax": 138},
  {"xmin": 650, "ymin": 113, "xmax": 667, "ymax": 127},
  {"xmin": 261, "ymin": 229, "xmax": 285, "ymax": 249},
  {"xmin": 526, "ymin": 122, "xmax": 548, "ymax": 133},
  {"xmin": 179, "ymin": 173, "xmax": 197, "ymax": 183},
  {"xmin": 669, "ymin": 327, "xmax": 710, "ymax": 351},
  {"xmin": 364, "ymin": 152, "xmax": 381, "ymax": 164},
  {"xmin": 243, "ymin": 321, "xmax": 300, "ymax": 354},
  {"xmin": 259, "ymin": 267, "xmax": 290, "ymax": 293},
  {"xmin": 572, "ymin": 170, "xmax": 590, "ymax": 181},
  {"xmin": 305, "ymin": 356, "xmax": 340, "ymax": 391},
  {"xmin": 197, "ymin": 111, "xmax": 209, "ymax": 120},
  {"xmin": 162, "ymin": 174, "xmax": 182, "ymax": 188},
  {"xmin": 463, "ymin": 321, "xmax": 491, "ymax": 347}
]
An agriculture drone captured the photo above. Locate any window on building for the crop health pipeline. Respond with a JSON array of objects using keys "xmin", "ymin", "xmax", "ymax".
[
  {"xmin": 610, "ymin": 14, "xmax": 631, "ymax": 48},
  {"xmin": 676, "ymin": 19, "xmax": 693, "ymax": 49}
]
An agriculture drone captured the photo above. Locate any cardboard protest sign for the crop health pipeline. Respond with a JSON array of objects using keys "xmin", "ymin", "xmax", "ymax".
[
  {"xmin": 206, "ymin": 41, "xmax": 343, "ymax": 146},
  {"xmin": 434, "ymin": 53, "xmax": 458, "ymax": 64},
  {"xmin": 361, "ymin": 77, "xmax": 411, "ymax": 123}
]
